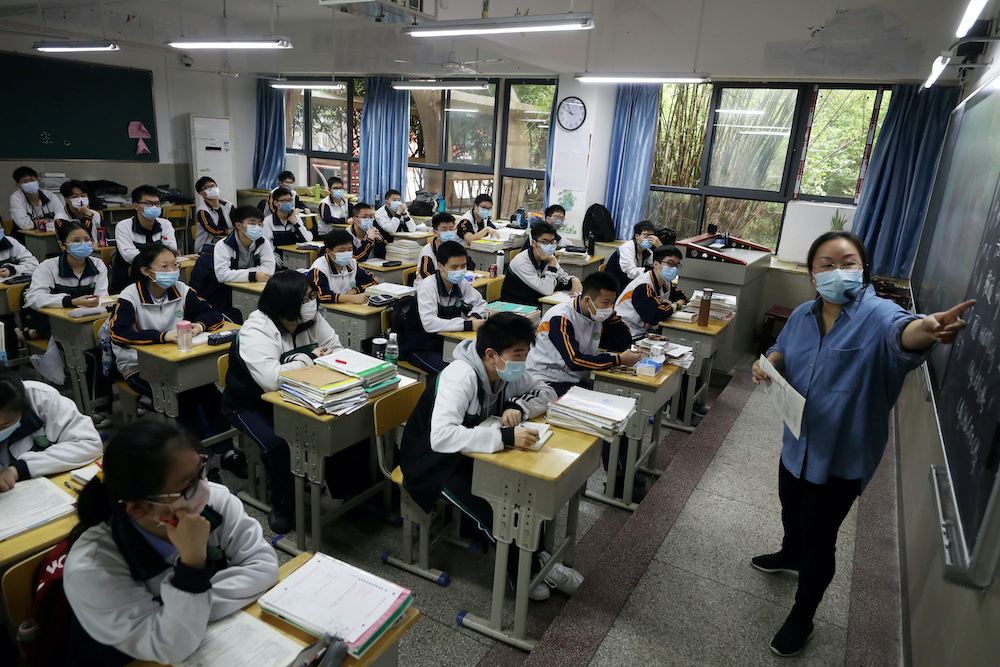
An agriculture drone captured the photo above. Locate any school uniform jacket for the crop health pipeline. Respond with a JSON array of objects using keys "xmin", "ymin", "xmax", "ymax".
[
  {"xmin": 401, "ymin": 272, "xmax": 487, "ymax": 356},
  {"xmin": 500, "ymin": 248, "xmax": 573, "ymax": 308},
  {"xmin": 195, "ymin": 200, "xmax": 234, "ymax": 253},
  {"xmin": 113, "ymin": 216, "xmax": 178, "ymax": 265},
  {"xmin": 456, "ymin": 210, "xmax": 495, "ymax": 246},
  {"xmin": 0, "ymin": 380, "xmax": 102, "ymax": 480},
  {"xmin": 399, "ymin": 339, "xmax": 555, "ymax": 512},
  {"xmin": 317, "ymin": 195, "xmax": 352, "ymax": 235},
  {"xmin": 212, "ymin": 231, "xmax": 276, "ymax": 284},
  {"xmin": 266, "ymin": 186, "xmax": 308, "ymax": 214},
  {"xmin": 605, "ymin": 240, "xmax": 652, "ymax": 294},
  {"xmin": 0, "ymin": 235, "xmax": 38, "ymax": 277},
  {"xmin": 526, "ymin": 296, "xmax": 632, "ymax": 386},
  {"xmin": 64, "ymin": 483, "xmax": 279, "ymax": 664},
  {"xmin": 373, "ymin": 205, "xmax": 415, "ymax": 238},
  {"xmin": 109, "ymin": 280, "xmax": 223, "ymax": 379},
  {"xmin": 346, "ymin": 223, "xmax": 385, "ymax": 262},
  {"xmin": 54, "ymin": 204, "xmax": 101, "ymax": 235},
  {"xmin": 615, "ymin": 272, "xmax": 688, "ymax": 336},
  {"xmin": 262, "ymin": 213, "xmax": 312, "ymax": 247},
  {"xmin": 9, "ymin": 189, "xmax": 62, "ymax": 230},
  {"xmin": 223, "ymin": 310, "xmax": 343, "ymax": 414},
  {"xmin": 415, "ymin": 238, "xmax": 442, "ymax": 282},
  {"xmin": 308, "ymin": 254, "xmax": 378, "ymax": 304},
  {"xmin": 25, "ymin": 254, "xmax": 108, "ymax": 309}
]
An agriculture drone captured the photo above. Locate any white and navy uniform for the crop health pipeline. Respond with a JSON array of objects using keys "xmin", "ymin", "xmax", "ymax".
[
  {"xmin": 262, "ymin": 213, "xmax": 312, "ymax": 247},
  {"xmin": 415, "ymin": 238, "xmax": 442, "ymax": 283},
  {"xmin": 9, "ymin": 188, "xmax": 62, "ymax": 231},
  {"xmin": 400, "ymin": 273, "xmax": 487, "ymax": 375},
  {"xmin": 194, "ymin": 199, "xmax": 234, "ymax": 253},
  {"xmin": 111, "ymin": 216, "xmax": 178, "ymax": 292},
  {"xmin": 308, "ymin": 254, "xmax": 377, "ymax": 304},
  {"xmin": 456, "ymin": 210, "xmax": 496, "ymax": 247},
  {"xmin": 500, "ymin": 248, "xmax": 573, "ymax": 308},
  {"xmin": 0, "ymin": 380, "xmax": 102, "ymax": 481},
  {"xmin": 213, "ymin": 232, "xmax": 276, "ymax": 284},
  {"xmin": 526, "ymin": 296, "xmax": 633, "ymax": 388},
  {"xmin": 605, "ymin": 240, "xmax": 653, "ymax": 294},
  {"xmin": 317, "ymin": 195, "xmax": 352, "ymax": 236},
  {"xmin": 64, "ymin": 483, "xmax": 279, "ymax": 664},
  {"xmin": 373, "ymin": 204, "xmax": 415, "ymax": 238},
  {"xmin": 109, "ymin": 281, "xmax": 223, "ymax": 380},
  {"xmin": 266, "ymin": 186, "xmax": 307, "ymax": 214},
  {"xmin": 346, "ymin": 222, "xmax": 385, "ymax": 262},
  {"xmin": 615, "ymin": 272, "xmax": 688, "ymax": 336},
  {"xmin": 0, "ymin": 234, "xmax": 39, "ymax": 277},
  {"xmin": 25, "ymin": 254, "xmax": 108, "ymax": 309},
  {"xmin": 54, "ymin": 205, "xmax": 101, "ymax": 236}
]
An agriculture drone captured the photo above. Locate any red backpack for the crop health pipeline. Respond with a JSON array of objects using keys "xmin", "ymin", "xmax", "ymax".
[{"xmin": 17, "ymin": 540, "xmax": 74, "ymax": 667}]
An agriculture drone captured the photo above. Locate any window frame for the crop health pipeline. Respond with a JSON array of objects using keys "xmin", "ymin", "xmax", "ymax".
[{"xmin": 284, "ymin": 77, "xmax": 364, "ymax": 188}]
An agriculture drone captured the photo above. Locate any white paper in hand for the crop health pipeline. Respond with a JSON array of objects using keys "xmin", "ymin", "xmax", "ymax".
[{"xmin": 758, "ymin": 355, "xmax": 805, "ymax": 439}]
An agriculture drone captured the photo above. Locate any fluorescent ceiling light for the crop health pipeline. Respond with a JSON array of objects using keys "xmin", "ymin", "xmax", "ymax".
[
  {"xmin": 405, "ymin": 13, "xmax": 593, "ymax": 38},
  {"xmin": 392, "ymin": 80, "xmax": 489, "ymax": 90},
  {"xmin": 716, "ymin": 109, "xmax": 764, "ymax": 115},
  {"xmin": 445, "ymin": 108, "xmax": 478, "ymax": 113},
  {"xmin": 924, "ymin": 52, "xmax": 953, "ymax": 88},
  {"xmin": 270, "ymin": 82, "xmax": 345, "ymax": 89},
  {"xmin": 575, "ymin": 74, "xmax": 710, "ymax": 84},
  {"xmin": 956, "ymin": 0, "xmax": 990, "ymax": 38},
  {"xmin": 168, "ymin": 36, "xmax": 292, "ymax": 49},
  {"xmin": 33, "ymin": 40, "xmax": 119, "ymax": 52}
]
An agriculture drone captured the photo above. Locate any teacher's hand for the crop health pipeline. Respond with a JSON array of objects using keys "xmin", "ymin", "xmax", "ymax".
[
  {"xmin": 751, "ymin": 360, "xmax": 771, "ymax": 385},
  {"xmin": 922, "ymin": 299, "xmax": 976, "ymax": 345}
]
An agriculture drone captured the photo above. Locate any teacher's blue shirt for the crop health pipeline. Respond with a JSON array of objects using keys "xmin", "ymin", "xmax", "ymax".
[{"xmin": 769, "ymin": 285, "xmax": 931, "ymax": 489}]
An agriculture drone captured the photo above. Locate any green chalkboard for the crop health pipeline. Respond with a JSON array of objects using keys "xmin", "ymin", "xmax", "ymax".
[{"xmin": 0, "ymin": 51, "xmax": 158, "ymax": 162}]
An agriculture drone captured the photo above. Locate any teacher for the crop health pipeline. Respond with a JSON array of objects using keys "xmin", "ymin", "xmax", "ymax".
[{"xmin": 751, "ymin": 231, "xmax": 974, "ymax": 657}]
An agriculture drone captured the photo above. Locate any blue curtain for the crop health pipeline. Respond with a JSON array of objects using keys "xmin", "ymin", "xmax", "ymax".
[
  {"xmin": 854, "ymin": 84, "xmax": 958, "ymax": 277},
  {"xmin": 543, "ymin": 89, "xmax": 558, "ymax": 208},
  {"xmin": 252, "ymin": 79, "xmax": 287, "ymax": 189},
  {"xmin": 605, "ymin": 84, "xmax": 661, "ymax": 239},
  {"xmin": 359, "ymin": 77, "xmax": 410, "ymax": 205}
]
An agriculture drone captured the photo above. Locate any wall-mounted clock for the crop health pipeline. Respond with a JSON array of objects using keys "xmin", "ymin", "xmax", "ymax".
[{"xmin": 556, "ymin": 96, "xmax": 587, "ymax": 131}]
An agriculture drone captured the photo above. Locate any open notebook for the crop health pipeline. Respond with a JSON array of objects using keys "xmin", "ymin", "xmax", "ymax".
[
  {"xmin": 0, "ymin": 477, "xmax": 77, "ymax": 542},
  {"xmin": 478, "ymin": 416, "xmax": 553, "ymax": 451}
]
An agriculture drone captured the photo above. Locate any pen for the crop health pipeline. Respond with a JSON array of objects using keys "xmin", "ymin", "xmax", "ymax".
[
  {"xmin": 334, "ymin": 359, "xmax": 347, "ymax": 364},
  {"xmin": 64, "ymin": 481, "xmax": 83, "ymax": 492}
]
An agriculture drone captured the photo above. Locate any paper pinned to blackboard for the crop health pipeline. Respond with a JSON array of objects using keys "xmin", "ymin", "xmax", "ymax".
[{"xmin": 128, "ymin": 121, "xmax": 151, "ymax": 139}]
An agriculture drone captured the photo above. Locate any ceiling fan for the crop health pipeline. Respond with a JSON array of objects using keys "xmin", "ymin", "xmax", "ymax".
[{"xmin": 394, "ymin": 48, "xmax": 507, "ymax": 74}]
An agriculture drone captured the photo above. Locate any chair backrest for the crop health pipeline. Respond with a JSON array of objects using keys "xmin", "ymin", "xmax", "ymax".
[
  {"xmin": 372, "ymin": 382, "xmax": 425, "ymax": 480},
  {"xmin": 92, "ymin": 317, "xmax": 109, "ymax": 341},
  {"xmin": 218, "ymin": 353, "xmax": 229, "ymax": 389},
  {"xmin": 163, "ymin": 205, "xmax": 188, "ymax": 220},
  {"xmin": 486, "ymin": 275, "xmax": 505, "ymax": 303},
  {"xmin": 402, "ymin": 266, "xmax": 417, "ymax": 287},
  {"xmin": 190, "ymin": 225, "xmax": 197, "ymax": 243},
  {"xmin": 2, "ymin": 219, "xmax": 13, "ymax": 236},
  {"xmin": 2, "ymin": 547, "xmax": 52, "ymax": 628},
  {"xmin": 509, "ymin": 248, "xmax": 522, "ymax": 261},
  {"xmin": 6, "ymin": 282, "xmax": 27, "ymax": 312},
  {"xmin": 600, "ymin": 262, "xmax": 607, "ymax": 272}
]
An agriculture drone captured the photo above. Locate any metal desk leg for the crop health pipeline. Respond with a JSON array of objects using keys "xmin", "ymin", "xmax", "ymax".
[{"xmin": 563, "ymin": 489, "xmax": 581, "ymax": 567}]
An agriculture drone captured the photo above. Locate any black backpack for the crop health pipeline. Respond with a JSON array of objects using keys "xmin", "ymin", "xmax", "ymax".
[
  {"xmin": 408, "ymin": 190, "xmax": 438, "ymax": 216},
  {"xmin": 583, "ymin": 203, "xmax": 616, "ymax": 242},
  {"xmin": 384, "ymin": 295, "xmax": 416, "ymax": 342}
]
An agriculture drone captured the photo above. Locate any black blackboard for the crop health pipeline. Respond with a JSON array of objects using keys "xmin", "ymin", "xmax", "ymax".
[{"xmin": 0, "ymin": 52, "xmax": 158, "ymax": 161}]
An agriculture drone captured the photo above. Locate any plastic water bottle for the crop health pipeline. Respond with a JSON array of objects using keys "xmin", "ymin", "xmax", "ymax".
[
  {"xmin": 176, "ymin": 320, "xmax": 194, "ymax": 352},
  {"xmin": 385, "ymin": 333, "xmax": 399, "ymax": 365}
]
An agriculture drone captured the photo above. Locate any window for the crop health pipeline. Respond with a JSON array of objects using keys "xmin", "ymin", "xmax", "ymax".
[
  {"xmin": 409, "ymin": 90, "xmax": 441, "ymax": 164},
  {"xmin": 309, "ymin": 87, "xmax": 348, "ymax": 154},
  {"xmin": 405, "ymin": 166, "xmax": 444, "ymax": 204},
  {"xmin": 445, "ymin": 171, "xmax": 494, "ymax": 213},
  {"xmin": 287, "ymin": 89, "xmax": 304, "ymax": 151},
  {"xmin": 703, "ymin": 197, "xmax": 785, "ymax": 248},
  {"xmin": 645, "ymin": 190, "xmax": 701, "ymax": 241},
  {"xmin": 652, "ymin": 84, "xmax": 712, "ymax": 188},
  {"xmin": 501, "ymin": 176, "xmax": 545, "ymax": 215},
  {"xmin": 444, "ymin": 85, "xmax": 497, "ymax": 166},
  {"xmin": 505, "ymin": 83, "xmax": 555, "ymax": 171}
]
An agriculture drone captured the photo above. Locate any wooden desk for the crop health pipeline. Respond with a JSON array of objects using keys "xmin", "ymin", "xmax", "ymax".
[
  {"xmin": 134, "ymin": 321, "xmax": 240, "ymax": 420},
  {"xmin": 21, "ymin": 229, "xmax": 59, "ymax": 259},
  {"xmin": 538, "ymin": 292, "xmax": 573, "ymax": 317},
  {"xmin": 132, "ymin": 553, "xmax": 420, "ymax": 667},
  {"xmin": 658, "ymin": 317, "xmax": 731, "ymax": 430},
  {"xmin": 594, "ymin": 240, "xmax": 626, "ymax": 260},
  {"xmin": 262, "ymin": 378, "xmax": 417, "ymax": 555},
  {"xmin": 440, "ymin": 330, "xmax": 477, "ymax": 362},
  {"xmin": 590, "ymin": 364, "xmax": 682, "ymax": 510},
  {"xmin": 38, "ymin": 300, "xmax": 115, "ymax": 414},
  {"xmin": 0, "ymin": 471, "xmax": 78, "ymax": 569},
  {"xmin": 457, "ymin": 424, "xmax": 601, "ymax": 651},
  {"xmin": 322, "ymin": 302, "xmax": 386, "ymax": 352},
  {"xmin": 360, "ymin": 261, "xmax": 417, "ymax": 286},
  {"xmin": 561, "ymin": 255, "xmax": 603, "ymax": 281},
  {"xmin": 277, "ymin": 244, "xmax": 321, "ymax": 271},
  {"xmin": 226, "ymin": 281, "xmax": 266, "ymax": 322},
  {"xmin": 390, "ymin": 231, "xmax": 435, "ymax": 244}
]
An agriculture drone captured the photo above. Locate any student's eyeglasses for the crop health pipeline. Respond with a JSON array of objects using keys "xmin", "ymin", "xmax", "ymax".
[
  {"xmin": 138, "ymin": 201, "xmax": 161, "ymax": 208},
  {"xmin": 550, "ymin": 216, "xmax": 565, "ymax": 223},
  {"xmin": 302, "ymin": 291, "xmax": 318, "ymax": 303},
  {"xmin": 146, "ymin": 456, "xmax": 208, "ymax": 502},
  {"xmin": 664, "ymin": 260, "xmax": 682, "ymax": 269},
  {"xmin": 152, "ymin": 263, "xmax": 182, "ymax": 272},
  {"xmin": 275, "ymin": 198, "xmax": 294, "ymax": 205},
  {"xmin": 812, "ymin": 261, "xmax": 861, "ymax": 272},
  {"xmin": 243, "ymin": 222, "xmax": 263, "ymax": 228}
]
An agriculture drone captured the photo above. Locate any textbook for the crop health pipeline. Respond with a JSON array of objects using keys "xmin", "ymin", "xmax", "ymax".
[
  {"xmin": 175, "ymin": 611, "xmax": 300, "ymax": 667},
  {"xmin": 384, "ymin": 240, "xmax": 422, "ymax": 263},
  {"xmin": 70, "ymin": 462, "xmax": 102, "ymax": 486},
  {"xmin": 479, "ymin": 416, "xmax": 553, "ymax": 451},
  {"xmin": 0, "ymin": 477, "xmax": 77, "ymax": 542},
  {"xmin": 687, "ymin": 290, "xmax": 737, "ymax": 321},
  {"xmin": 366, "ymin": 283, "xmax": 415, "ymax": 298},
  {"xmin": 278, "ymin": 366, "xmax": 361, "ymax": 395},
  {"xmin": 364, "ymin": 376, "xmax": 401, "ymax": 399},
  {"xmin": 278, "ymin": 366, "xmax": 366, "ymax": 414},
  {"xmin": 546, "ymin": 386, "xmax": 635, "ymax": 443},
  {"xmin": 258, "ymin": 552, "xmax": 413, "ymax": 658},
  {"xmin": 558, "ymin": 251, "xmax": 591, "ymax": 265},
  {"xmin": 486, "ymin": 301, "xmax": 541, "ymax": 326},
  {"xmin": 315, "ymin": 349, "xmax": 397, "ymax": 388}
]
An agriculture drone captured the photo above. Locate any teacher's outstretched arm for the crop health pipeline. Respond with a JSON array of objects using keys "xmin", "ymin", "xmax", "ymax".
[{"xmin": 901, "ymin": 299, "xmax": 976, "ymax": 350}]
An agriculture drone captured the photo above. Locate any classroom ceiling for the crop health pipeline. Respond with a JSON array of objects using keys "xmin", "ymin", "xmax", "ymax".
[{"xmin": 0, "ymin": 0, "xmax": 979, "ymax": 84}]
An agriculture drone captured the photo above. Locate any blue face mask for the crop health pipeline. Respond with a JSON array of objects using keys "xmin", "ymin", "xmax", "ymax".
[
  {"xmin": 152, "ymin": 270, "xmax": 179, "ymax": 289},
  {"xmin": 21, "ymin": 181, "xmax": 39, "ymax": 195},
  {"xmin": 439, "ymin": 231, "xmax": 458, "ymax": 243},
  {"xmin": 538, "ymin": 243, "xmax": 557, "ymax": 256},
  {"xmin": 243, "ymin": 224, "xmax": 264, "ymax": 241},
  {"xmin": 0, "ymin": 420, "xmax": 21, "ymax": 442},
  {"xmin": 333, "ymin": 251, "xmax": 353, "ymax": 267},
  {"xmin": 141, "ymin": 206, "xmax": 161, "ymax": 221},
  {"xmin": 68, "ymin": 241, "xmax": 92, "ymax": 259},
  {"xmin": 477, "ymin": 207, "xmax": 491, "ymax": 220},
  {"xmin": 659, "ymin": 265, "xmax": 678, "ymax": 283},
  {"xmin": 357, "ymin": 218, "xmax": 372, "ymax": 231},
  {"xmin": 278, "ymin": 202, "xmax": 294, "ymax": 214},
  {"xmin": 814, "ymin": 269, "xmax": 864, "ymax": 304},
  {"xmin": 495, "ymin": 355, "xmax": 526, "ymax": 383},
  {"xmin": 446, "ymin": 269, "xmax": 466, "ymax": 284},
  {"xmin": 0, "ymin": 228, "xmax": 6, "ymax": 241},
  {"xmin": 389, "ymin": 200, "xmax": 401, "ymax": 212},
  {"xmin": 639, "ymin": 238, "xmax": 654, "ymax": 250},
  {"xmin": 332, "ymin": 189, "xmax": 345, "ymax": 200}
]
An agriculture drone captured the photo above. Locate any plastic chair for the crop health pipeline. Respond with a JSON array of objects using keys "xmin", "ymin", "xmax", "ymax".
[
  {"xmin": 403, "ymin": 266, "xmax": 417, "ymax": 287},
  {"xmin": 93, "ymin": 318, "xmax": 141, "ymax": 424},
  {"xmin": 2, "ymin": 547, "xmax": 52, "ymax": 629},
  {"xmin": 486, "ymin": 275, "xmax": 505, "ymax": 303},
  {"xmin": 163, "ymin": 205, "xmax": 190, "ymax": 254},
  {"xmin": 6, "ymin": 283, "xmax": 48, "ymax": 356},
  {"xmin": 218, "ymin": 354, "xmax": 270, "ymax": 513}
]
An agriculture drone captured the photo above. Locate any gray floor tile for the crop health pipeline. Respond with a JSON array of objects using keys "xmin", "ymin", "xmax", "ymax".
[
  {"xmin": 698, "ymin": 436, "xmax": 782, "ymax": 511},
  {"xmin": 398, "ymin": 615, "xmax": 492, "ymax": 667}
]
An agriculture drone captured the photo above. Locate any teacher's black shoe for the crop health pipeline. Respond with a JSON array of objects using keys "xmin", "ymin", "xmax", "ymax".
[
  {"xmin": 770, "ymin": 617, "xmax": 814, "ymax": 657},
  {"xmin": 751, "ymin": 551, "xmax": 799, "ymax": 575}
]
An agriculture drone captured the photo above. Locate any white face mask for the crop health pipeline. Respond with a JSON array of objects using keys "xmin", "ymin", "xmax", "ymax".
[
  {"xmin": 204, "ymin": 186, "xmax": 220, "ymax": 199},
  {"xmin": 70, "ymin": 196, "xmax": 89, "ymax": 208},
  {"xmin": 300, "ymin": 299, "xmax": 318, "ymax": 322},
  {"xmin": 588, "ymin": 299, "xmax": 614, "ymax": 322}
]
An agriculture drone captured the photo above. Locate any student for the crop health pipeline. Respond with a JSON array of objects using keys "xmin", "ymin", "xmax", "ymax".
[
  {"xmin": 0, "ymin": 223, "xmax": 38, "ymax": 358},
  {"xmin": 111, "ymin": 185, "xmax": 178, "ymax": 293},
  {"xmin": 615, "ymin": 245, "xmax": 689, "ymax": 336},
  {"xmin": 373, "ymin": 189, "xmax": 415, "ymax": 238},
  {"xmin": 501, "ymin": 221, "xmax": 582, "ymax": 308},
  {"xmin": 604, "ymin": 221, "xmax": 662, "ymax": 294},
  {"xmin": 317, "ymin": 176, "xmax": 352, "ymax": 235},
  {"xmin": 9, "ymin": 166, "xmax": 61, "ymax": 232},
  {"xmin": 344, "ymin": 202, "xmax": 385, "ymax": 262},
  {"xmin": 109, "ymin": 244, "xmax": 244, "ymax": 479},
  {"xmin": 263, "ymin": 187, "xmax": 313, "ymax": 248},
  {"xmin": 0, "ymin": 368, "xmax": 103, "ymax": 492},
  {"xmin": 194, "ymin": 176, "xmax": 234, "ymax": 253},
  {"xmin": 400, "ymin": 240, "xmax": 487, "ymax": 376},
  {"xmin": 64, "ymin": 420, "xmax": 279, "ymax": 665},
  {"xmin": 308, "ymin": 229, "xmax": 377, "ymax": 305},
  {"xmin": 266, "ymin": 170, "xmax": 307, "ymax": 213},
  {"xmin": 223, "ymin": 271, "xmax": 369, "ymax": 533},
  {"xmin": 457, "ymin": 193, "xmax": 499, "ymax": 246},
  {"xmin": 25, "ymin": 221, "xmax": 111, "ymax": 426},
  {"xmin": 55, "ymin": 180, "xmax": 101, "ymax": 235},
  {"xmin": 521, "ymin": 204, "xmax": 568, "ymax": 252},
  {"xmin": 398, "ymin": 313, "xmax": 582, "ymax": 600},
  {"xmin": 415, "ymin": 212, "xmax": 460, "ymax": 283}
]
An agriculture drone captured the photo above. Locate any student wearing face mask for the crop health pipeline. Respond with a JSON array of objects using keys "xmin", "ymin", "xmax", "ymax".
[
  {"xmin": 615, "ymin": 245, "xmax": 688, "ymax": 336},
  {"xmin": 457, "ymin": 193, "xmax": 500, "ymax": 245},
  {"xmin": 749, "ymin": 231, "xmax": 975, "ymax": 657},
  {"xmin": 194, "ymin": 177, "xmax": 234, "ymax": 253},
  {"xmin": 415, "ymin": 212, "xmax": 462, "ymax": 282},
  {"xmin": 64, "ymin": 420, "xmax": 278, "ymax": 665},
  {"xmin": 266, "ymin": 170, "xmax": 307, "ymax": 214},
  {"xmin": 309, "ymin": 229, "xmax": 378, "ymax": 305},
  {"xmin": 55, "ymin": 180, "xmax": 101, "ymax": 235},
  {"xmin": 604, "ymin": 221, "xmax": 662, "ymax": 295},
  {"xmin": 0, "ymin": 367, "xmax": 103, "ymax": 494},
  {"xmin": 263, "ymin": 187, "xmax": 313, "ymax": 251},
  {"xmin": 318, "ymin": 176, "xmax": 353, "ymax": 236},
  {"xmin": 0, "ymin": 219, "xmax": 38, "ymax": 358},
  {"xmin": 373, "ymin": 189, "xmax": 415, "ymax": 239},
  {"xmin": 111, "ymin": 185, "xmax": 178, "ymax": 294},
  {"xmin": 501, "ymin": 221, "xmax": 582, "ymax": 308},
  {"xmin": 399, "ymin": 313, "xmax": 583, "ymax": 601},
  {"xmin": 9, "ymin": 166, "xmax": 61, "ymax": 232},
  {"xmin": 344, "ymin": 202, "xmax": 385, "ymax": 262},
  {"xmin": 521, "ymin": 204, "xmax": 568, "ymax": 252}
]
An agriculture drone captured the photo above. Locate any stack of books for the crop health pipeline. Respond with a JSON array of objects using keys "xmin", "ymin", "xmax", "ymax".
[
  {"xmin": 486, "ymin": 301, "xmax": 541, "ymax": 326},
  {"xmin": 558, "ymin": 251, "xmax": 590, "ymax": 265},
  {"xmin": 316, "ymin": 349, "xmax": 400, "ymax": 397},
  {"xmin": 295, "ymin": 241, "xmax": 325, "ymax": 250},
  {"xmin": 278, "ymin": 366, "xmax": 367, "ymax": 416},
  {"xmin": 472, "ymin": 227, "xmax": 526, "ymax": 251},
  {"xmin": 546, "ymin": 386, "xmax": 636, "ymax": 442},
  {"xmin": 685, "ymin": 290, "xmax": 738, "ymax": 321},
  {"xmin": 259, "ymin": 552, "xmax": 414, "ymax": 659},
  {"xmin": 635, "ymin": 336, "xmax": 695, "ymax": 370},
  {"xmin": 366, "ymin": 283, "xmax": 415, "ymax": 298},
  {"xmin": 385, "ymin": 240, "xmax": 422, "ymax": 263}
]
